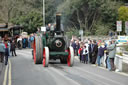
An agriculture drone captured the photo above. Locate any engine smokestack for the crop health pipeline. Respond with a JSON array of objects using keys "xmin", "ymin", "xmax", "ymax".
[{"xmin": 56, "ymin": 13, "xmax": 61, "ymax": 31}]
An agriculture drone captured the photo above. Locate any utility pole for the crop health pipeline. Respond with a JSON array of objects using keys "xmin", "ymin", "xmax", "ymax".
[{"xmin": 43, "ymin": 0, "xmax": 45, "ymax": 26}]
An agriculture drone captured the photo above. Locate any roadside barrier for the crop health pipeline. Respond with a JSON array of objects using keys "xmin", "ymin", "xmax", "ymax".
[{"xmin": 115, "ymin": 55, "xmax": 123, "ymax": 72}]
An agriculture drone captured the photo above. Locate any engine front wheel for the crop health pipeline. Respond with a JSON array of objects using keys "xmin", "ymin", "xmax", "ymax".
[
  {"xmin": 43, "ymin": 47, "xmax": 49, "ymax": 67},
  {"xmin": 67, "ymin": 46, "xmax": 74, "ymax": 67}
]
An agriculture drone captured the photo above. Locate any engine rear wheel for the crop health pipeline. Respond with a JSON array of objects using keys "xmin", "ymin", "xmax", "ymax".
[
  {"xmin": 43, "ymin": 47, "xmax": 49, "ymax": 67},
  {"xmin": 33, "ymin": 36, "xmax": 43, "ymax": 64},
  {"xmin": 67, "ymin": 46, "xmax": 74, "ymax": 67}
]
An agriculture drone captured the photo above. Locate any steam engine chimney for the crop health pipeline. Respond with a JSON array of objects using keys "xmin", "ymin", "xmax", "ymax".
[{"xmin": 56, "ymin": 13, "xmax": 61, "ymax": 31}]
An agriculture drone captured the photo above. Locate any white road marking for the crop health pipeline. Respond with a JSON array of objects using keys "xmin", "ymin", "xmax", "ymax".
[{"xmin": 8, "ymin": 59, "xmax": 12, "ymax": 85}]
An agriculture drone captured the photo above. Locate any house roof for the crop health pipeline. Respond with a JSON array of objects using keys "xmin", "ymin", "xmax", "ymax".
[
  {"xmin": 0, "ymin": 23, "xmax": 23, "ymax": 32},
  {"xmin": 9, "ymin": 25, "xmax": 24, "ymax": 30},
  {"xmin": 0, "ymin": 28, "xmax": 8, "ymax": 32},
  {"xmin": 0, "ymin": 23, "xmax": 7, "ymax": 28}
]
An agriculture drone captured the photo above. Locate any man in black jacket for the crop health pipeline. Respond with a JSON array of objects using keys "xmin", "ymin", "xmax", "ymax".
[
  {"xmin": 91, "ymin": 40, "xmax": 98, "ymax": 64},
  {"xmin": 11, "ymin": 40, "xmax": 17, "ymax": 56},
  {"xmin": 88, "ymin": 40, "xmax": 93, "ymax": 63}
]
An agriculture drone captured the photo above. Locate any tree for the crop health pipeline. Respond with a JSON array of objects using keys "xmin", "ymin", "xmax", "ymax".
[
  {"xmin": 118, "ymin": 6, "xmax": 128, "ymax": 34},
  {"xmin": 11, "ymin": 12, "xmax": 43, "ymax": 34},
  {"xmin": 118, "ymin": 6, "xmax": 128, "ymax": 21},
  {"xmin": 0, "ymin": 0, "xmax": 124, "ymax": 35},
  {"xmin": 57, "ymin": 0, "xmax": 121, "ymax": 35}
]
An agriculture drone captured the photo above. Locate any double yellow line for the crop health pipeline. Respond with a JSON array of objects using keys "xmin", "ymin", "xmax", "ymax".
[{"xmin": 3, "ymin": 59, "xmax": 12, "ymax": 85}]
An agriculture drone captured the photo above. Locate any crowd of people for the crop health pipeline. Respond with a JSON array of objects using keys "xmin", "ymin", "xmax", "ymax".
[
  {"xmin": 71, "ymin": 36, "xmax": 117, "ymax": 71},
  {"xmin": 0, "ymin": 32, "xmax": 36, "ymax": 65},
  {"xmin": 0, "ymin": 36, "xmax": 17, "ymax": 65},
  {"xmin": 17, "ymin": 33, "xmax": 35, "ymax": 49}
]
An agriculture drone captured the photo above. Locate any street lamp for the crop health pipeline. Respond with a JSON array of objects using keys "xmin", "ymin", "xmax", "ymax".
[{"xmin": 43, "ymin": 0, "xmax": 45, "ymax": 26}]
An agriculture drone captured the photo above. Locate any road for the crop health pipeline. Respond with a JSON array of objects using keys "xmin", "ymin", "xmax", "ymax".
[{"xmin": 2, "ymin": 49, "xmax": 128, "ymax": 85}]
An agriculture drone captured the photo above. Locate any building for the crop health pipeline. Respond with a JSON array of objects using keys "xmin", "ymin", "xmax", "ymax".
[
  {"xmin": 0, "ymin": 23, "xmax": 23, "ymax": 38},
  {"xmin": 9, "ymin": 25, "xmax": 24, "ymax": 37},
  {"xmin": 0, "ymin": 23, "xmax": 9, "ymax": 38}
]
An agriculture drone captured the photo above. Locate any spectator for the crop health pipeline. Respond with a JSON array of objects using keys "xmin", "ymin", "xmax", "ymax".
[
  {"xmin": 97, "ymin": 43, "xmax": 106, "ymax": 66},
  {"xmin": 30, "ymin": 34, "xmax": 34, "ymax": 48},
  {"xmin": 104, "ymin": 39, "xmax": 110, "ymax": 68},
  {"xmin": 97, "ymin": 39, "xmax": 102, "ymax": 46},
  {"xmin": 0, "ymin": 37, "xmax": 5, "ymax": 63},
  {"xmin": 78, "ymin": 44, "xmax": 83, "ymax": 62},
  {"xmin": 71, "ymin": 39, "xmax": 76, "ymax": 51},
  {"xmin": 84, "ymin": 40, "xmax": 89, "ymax": 63},
  {"xmin": 106, "ymin": 41, "xmax": 112, "ymax": 70},
  {"xmin": 75, "ymin": 40, "xmax": 80, "ymax": 56},
  {"xmin": 104, "ymin": 49, "xmax": 109, "ymax": 68},
  {"xmin": 28, "ymin": 35, "xmax": 31, "ymax": 48},
  {"xmin": 17, "ymin": 36, "xmax": 22, "ymax": 49},
  {"xmin": 109, "ymin": 31, "xmax": 114, "ymax": 38},
  {"xmin": 82, "ymin": 46, "xmax": 88, "ymax": 64},
  {"xmin": 36, "ymin": 27, "xmax": 41, "ymax": 34},
  {"xmin": 107, "ymin": 40, "xmax": 116, "ymax": 71},
  {"xmin": 88, "ymin": 40, "xmax": 93, "ymax": 63},
  {"xmin": 22, "ymin": 38, "xmax": 26, "ymax": 48},
  {"xmin": 4, "ymin": 40, "xmax": 9, "ymax": 65},
  {"xmin": 46, "ymin": 23, "xmax": 51, "ymax": 31},
  {"xmin": 4, "ymin": 34, "xmax": 8, "ymax": 41},
  {"xmin": 11, "ymin": 40, "xmax": 17, "ymax": 56},
  {"xmin": 25, "ymin": 37, "xmax": 28, "ymax": 48},
  {"xmin": 8, "ymin": 41, "xmax": 11, "ymax": 57},
  {"xmin": 92, "ymin": 40, "xmax": 98, "ymax": 64}
]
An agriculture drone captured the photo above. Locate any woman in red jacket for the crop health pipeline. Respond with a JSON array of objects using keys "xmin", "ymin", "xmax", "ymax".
[
  {"xmin": 4, "ymin": 40, "xmax": 9, "ymax": 65},
  {"xmin": 78, "ymin": 44, "xmax": 83, "ymax": 63}
]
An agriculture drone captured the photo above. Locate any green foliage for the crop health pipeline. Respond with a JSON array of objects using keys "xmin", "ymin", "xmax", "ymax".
[
  {"xmin": 118, "ymin": 6, "xmax": 128, "ymax": 34},
  {"xmin": 118, "ymin": 6, "xmax": 128, "ymax": 21},
  {"xmin": 0, "ymin": 0, "xmax": 125, "ymax": 35},
  {"xmin": 66, "ymin": 28, "xmax": 79, "ymax": 38},
  {"xmin": 84, "ymin": 30, "xmax": 92, "ymax": 36},
  {"xmin": 94, "ymin": 23, "xmax": 110, "ymax": 35},
  {"xmin": 100, "ymin": 1, "xmax": 120, "ymax": 23},
  {"xmin": 57, "ymin": 0, "xmax": 122, "ymax": 35},
  {"xmin": 116, "ymin": 52, "xmax": 123, "ymax": 56},
  {"xmin": 11, "ymin": 12, "xmax": 43, "ymax": 34}
]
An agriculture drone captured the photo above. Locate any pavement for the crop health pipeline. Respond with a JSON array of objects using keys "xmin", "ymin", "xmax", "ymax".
[{"xmin": 1, "ymin": 49, "xmax": 128, "ymax": 85}]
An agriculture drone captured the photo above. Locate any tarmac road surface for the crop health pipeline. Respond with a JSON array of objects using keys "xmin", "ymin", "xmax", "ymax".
[{"xmin": 2, "ymin": 49, "xmax": 128, "ymax": 85}]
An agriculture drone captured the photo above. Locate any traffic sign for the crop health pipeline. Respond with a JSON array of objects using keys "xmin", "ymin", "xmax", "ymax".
[
  {"xmin": 117, "ymin": 36, "xmax": 128, "ymax": 44},
  {"xmin": 41, "ymin": 27, "xmax": 46, "ymax": 31},
  {"xmin": 79, "ymin": 30, "xmax": 83, "ymax": 41},
  {"xmin": 117, "ymin": 21, "xmax": 122, "ymax": 32},
  {"xmin": 125, "ymin": 21, "xmax": 128, "ymax": 35},
  {"xmin": 79, "ymin": 30, "xmax": 83, "ymax": 35}
]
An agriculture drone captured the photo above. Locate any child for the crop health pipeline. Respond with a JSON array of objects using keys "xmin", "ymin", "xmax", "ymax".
[
  {"xmin": 78, "ymin": 45, "xmax": 83, "ymax": 63},
  {"xmin": 82, "ymin": 46, "xmax": 88, "ymax": 64}
]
